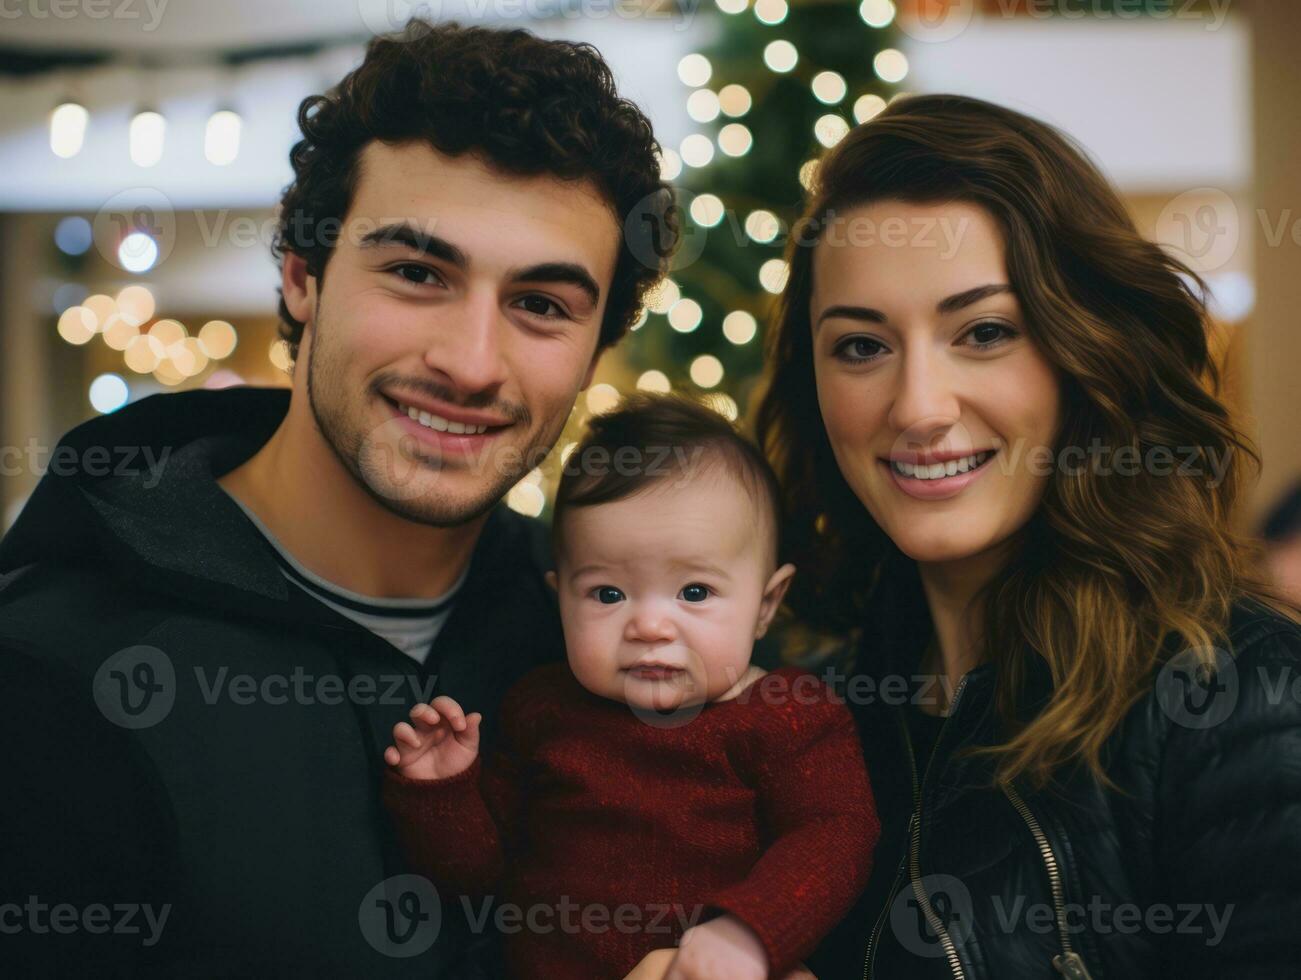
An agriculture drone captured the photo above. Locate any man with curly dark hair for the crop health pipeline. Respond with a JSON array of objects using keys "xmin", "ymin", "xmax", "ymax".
[{"xmin": 0, "ymin": 20, "xmax": 676, "ymax": 978}]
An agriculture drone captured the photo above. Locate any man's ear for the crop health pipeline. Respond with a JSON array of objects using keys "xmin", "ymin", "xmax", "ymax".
[
  {"xmin": 545, "ymin": 570, "xmax": 558, "ymax": 593},
  {"xmin": 281, "ymin": 250, "xmax": 315, "ymax": 326},
  {"xmin": 755, "ymin": 563, "xmax": 796, "ymax": 639}
]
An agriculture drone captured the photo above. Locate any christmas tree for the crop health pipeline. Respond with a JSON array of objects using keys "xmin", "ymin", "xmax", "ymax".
[{"xmin": 628, "ymin": 0, "xmax": 903, "ymax": 422}]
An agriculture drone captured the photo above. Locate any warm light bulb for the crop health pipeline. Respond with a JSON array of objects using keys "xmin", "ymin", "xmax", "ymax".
[
  {"xmin": 129, "ymin": 109, "xmax": 166, "ymax": 167},
  {"xmin": 204, "ymin": 109, "xmax": 241, "ymax": 166},
  {"xmin": 50, "ymin": 101, "xmax": 88, "ymax": 158}
]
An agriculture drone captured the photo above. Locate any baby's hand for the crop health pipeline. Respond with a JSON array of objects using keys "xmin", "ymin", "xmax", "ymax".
[
  {"xmin": 383, "ymin": 696, "xmax": 481, "ymax": 781},
  {"xmin": 664, "ymin": 914, "xmax": 769, "ymax": 980}
]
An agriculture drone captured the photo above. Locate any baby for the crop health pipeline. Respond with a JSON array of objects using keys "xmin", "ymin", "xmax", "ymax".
[{"xmin": 382, "ymin": 393, "xmax": 878, "ymax": 979}]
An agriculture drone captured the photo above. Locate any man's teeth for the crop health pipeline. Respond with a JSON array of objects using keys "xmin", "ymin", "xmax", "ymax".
[
  {"xmin": 892, "ymin": 451, "xmax": 992, "ymax": 480},
  {"xmin": 398, "ymin": 403, "xmax": 489, "ymax": 435}
]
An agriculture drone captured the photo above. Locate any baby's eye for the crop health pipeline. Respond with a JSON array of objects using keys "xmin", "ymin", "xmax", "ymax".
[
  {"xmin": 592, "ymin": 586, "xmax": 624, "ymax": 604},
  {"xmin": 680, "ymin": 583, "xmax": 711, "ymax": 603}
]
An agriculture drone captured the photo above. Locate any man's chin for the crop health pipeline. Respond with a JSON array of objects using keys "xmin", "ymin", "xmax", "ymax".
[{"xmin": 359, "ymin": 469, "xmax": 514, "ymax": 528}]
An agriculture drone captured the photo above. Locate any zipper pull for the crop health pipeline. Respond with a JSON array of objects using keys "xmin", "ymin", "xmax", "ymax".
[{"xmin": 1052, "ymin": 952, "xmax": 1094, "ymax": 980}]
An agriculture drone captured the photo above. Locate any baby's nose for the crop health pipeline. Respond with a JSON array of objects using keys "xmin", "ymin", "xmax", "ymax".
[{"xmin": 624, "ymin": 605, "xmax": 676, "ymax": 641}]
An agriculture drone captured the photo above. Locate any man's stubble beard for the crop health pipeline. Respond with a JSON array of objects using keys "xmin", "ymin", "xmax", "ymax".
[{"xmin": 302, "ymin": 297, "xmax": 547, "ymax": 528}]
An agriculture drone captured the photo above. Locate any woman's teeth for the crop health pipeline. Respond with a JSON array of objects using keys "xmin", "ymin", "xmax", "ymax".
[
  {"xmin": 892, "ymin": 451, "xmax": 992, "ymax": 480},
  {"xmin": 398, "ymin": 403, "xmax": 489, "ymax": 435}
]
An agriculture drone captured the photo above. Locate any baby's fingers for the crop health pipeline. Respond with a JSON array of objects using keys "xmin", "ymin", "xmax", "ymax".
[
  {"xmin": 392, "ymin": 720, "xmax": 426, "ymax": 749},
  {"xmin": 408, "ymin": 702, "xmax": 441, "ymax": 728},
  {"xmin": 431, "ymin": 695, "xmax": 468, "ymax": 731}
]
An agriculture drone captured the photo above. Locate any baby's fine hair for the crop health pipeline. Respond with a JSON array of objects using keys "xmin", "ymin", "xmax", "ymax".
[{"xmin": 551, "ymin": 392, "xmax": 784, "ymax": 565}]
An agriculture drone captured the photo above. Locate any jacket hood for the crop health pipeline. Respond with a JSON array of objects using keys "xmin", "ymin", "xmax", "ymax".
[{"xmin": 1, "ymin": 386, "xmax": 297, "ymax": 607}]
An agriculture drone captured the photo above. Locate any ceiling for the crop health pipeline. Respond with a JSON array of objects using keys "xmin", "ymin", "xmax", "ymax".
[{"xmin": 2, "ymin": 0, "xmax": 453, "ymax": 58}]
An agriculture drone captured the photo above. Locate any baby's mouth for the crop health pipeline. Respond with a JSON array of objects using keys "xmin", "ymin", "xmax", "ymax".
[{"xmin": 625, "ymin": 663, "xmax": 686, "ymax": 679}]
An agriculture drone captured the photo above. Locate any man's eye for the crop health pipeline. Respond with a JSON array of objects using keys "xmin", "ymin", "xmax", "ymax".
[
  {"xmin": 390, "ymin": 263, "xmax": 444, "ymax": 288},
  {"xmin": 593, "ymin": 586, "xmax": 624, "ymax": 604},
  {"xmin": 680, "ymin": 584, "xmax": 711, "ymax": 603},
  {"xmin": 516, "ymin": 294, "xmax": 566, "ymax": 319}
]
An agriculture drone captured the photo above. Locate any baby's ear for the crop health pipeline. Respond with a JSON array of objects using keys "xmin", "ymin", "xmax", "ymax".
[
  {"xmin": 755, "ymin": 562, "xmax": 797, "ymax": 638},
  {"xmin": 544, "ymin": 570, "xmax": 558, "ymax": 593}
]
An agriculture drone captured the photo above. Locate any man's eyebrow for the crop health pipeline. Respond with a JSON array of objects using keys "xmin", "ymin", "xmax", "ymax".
[
  {"xmin": 508, "ymin": 262, "xmax": 601, "ymax": 309},
  {"xmin": 358, "ymin": 223, "xmax": 467, "ymax": 268},
  {"xmin": 814, "ymin": 283, "xmax": 1015, "ymax": 332}
]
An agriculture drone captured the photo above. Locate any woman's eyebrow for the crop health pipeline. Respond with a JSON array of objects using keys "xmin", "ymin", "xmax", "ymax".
[
  {"xmin": 815, "ymin": 283, "xmax": 1015, "ymax": 332},
  {"xmin": 815, "ymin": 304, "xmax": 886, "ymax": 332},
  {"xmin": 936, "ymin": 283, "xmax": 1014, "ymax": 314}
]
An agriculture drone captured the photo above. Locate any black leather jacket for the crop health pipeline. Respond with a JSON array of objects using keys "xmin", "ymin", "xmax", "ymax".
[{"xmin": 809, "ymin": 597, "xmax": 1301, "ymax": 980}]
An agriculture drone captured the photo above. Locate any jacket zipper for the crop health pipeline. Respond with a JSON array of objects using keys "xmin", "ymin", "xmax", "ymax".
[
  {"xmin": 1002, "ymin": 781, "xmax": 1095, "ymax": 980},
  {"xmin": 862, "ymin": 674, "xmax": 970, "ymax": 980}
]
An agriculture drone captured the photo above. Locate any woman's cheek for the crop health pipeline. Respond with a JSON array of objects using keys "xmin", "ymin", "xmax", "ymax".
[{"xmin": 825, "ymin": 394, "xmax": 880, "ymax": 491}]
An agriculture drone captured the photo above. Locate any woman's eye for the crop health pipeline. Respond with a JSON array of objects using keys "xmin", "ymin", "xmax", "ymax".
[
  {"xmin": 516, "ymin": 294, "xmax": 566, "ymax": 319},
  {"xmin": 964, "ymin": 321, "xmax": 1018, "ymax": 348},
  {"xmin": 593, "ymin": 586, "xmax": 624, "ymax": 604},
  {"xmin": 390, "ymin": 263, "xmax": 444, "ymax": 288},
  {"xmin": 680, "ymin": 584, "xmax": 711, "ymax": 603},
  {"xmin": 833, "ymin": 337, "xmax": 887, "ymax": 363}
]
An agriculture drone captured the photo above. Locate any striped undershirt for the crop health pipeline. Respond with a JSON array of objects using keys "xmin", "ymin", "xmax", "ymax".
[{"xmin": 224, "ymin": 490, "xmax": 468, "ymax": 664}]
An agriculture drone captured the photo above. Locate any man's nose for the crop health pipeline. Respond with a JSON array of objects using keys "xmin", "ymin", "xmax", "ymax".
[{"xmin": 422, "ymin": 289, "xmax": 509, "ymax": 394}]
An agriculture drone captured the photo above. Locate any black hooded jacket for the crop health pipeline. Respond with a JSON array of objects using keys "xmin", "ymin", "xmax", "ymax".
[{"xmin": 0, "ymin": 386, "xmax": 565, "ymax": 977}]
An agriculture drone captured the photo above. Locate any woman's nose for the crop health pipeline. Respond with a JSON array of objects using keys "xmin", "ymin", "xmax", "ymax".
[{"xmin": 886, "ymin": 346, "xmax": 962, "ymax": 446}]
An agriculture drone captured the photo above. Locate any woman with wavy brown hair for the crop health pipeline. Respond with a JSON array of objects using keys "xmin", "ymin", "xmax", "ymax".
[{"xmin": 755, "ymin": 94, "xmax": 1301, "ymax": 979}]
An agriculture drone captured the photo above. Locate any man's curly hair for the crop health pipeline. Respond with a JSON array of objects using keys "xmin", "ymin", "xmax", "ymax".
[{"xmin": 271, "ymin": 20, "xmax": 678, "ymax": 360}]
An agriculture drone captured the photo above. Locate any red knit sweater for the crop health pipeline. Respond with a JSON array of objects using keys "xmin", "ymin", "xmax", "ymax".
[{"xmin": 382, "ymin": 664, "xmax": 879, "ymax": 978}]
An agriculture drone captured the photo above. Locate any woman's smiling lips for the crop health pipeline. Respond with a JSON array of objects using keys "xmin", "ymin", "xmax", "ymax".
[{"xmin": 880, "ymin": 448, "xmax": 998, "ymax": 500}]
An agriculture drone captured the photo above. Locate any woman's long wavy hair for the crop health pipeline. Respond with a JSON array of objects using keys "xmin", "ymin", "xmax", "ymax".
[{"xmin": 755, "ymin": 93, "xmax": 1292, "ymax": 790}]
